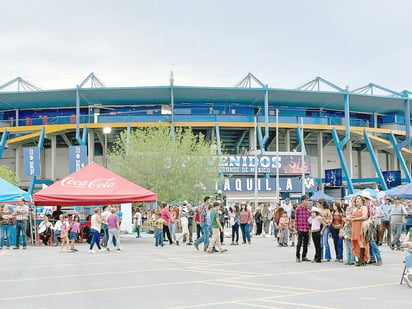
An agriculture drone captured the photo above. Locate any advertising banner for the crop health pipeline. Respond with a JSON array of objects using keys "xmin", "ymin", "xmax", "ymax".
[
  {"xmin": 220, "ymin": 177, "xmax": 316, "ymax": 193},
  {"xmin": 382, "ymin": 170, "xmax": 401, "ymax": 188},
  {"xmin": 69, "ymin": 145, "xmax": 88, "ymax": 173},
  {"xmin": 325, "ymin": 168, "xmax": 342, "ymax": 187},
  {"xmin": 219, "ymin": 154, "xmax": 311, "ymax": 175},
  {"xmin": 23, "ymin": 147, "xmax": 41, "ymax": 177}
]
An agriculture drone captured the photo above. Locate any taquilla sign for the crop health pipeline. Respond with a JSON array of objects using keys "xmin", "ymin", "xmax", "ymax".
[{"xmin": 220, "ymin": 177, "xmax": 316, "ymax": 192}]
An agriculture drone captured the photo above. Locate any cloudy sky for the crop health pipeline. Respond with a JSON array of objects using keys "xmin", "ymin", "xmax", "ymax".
[{"xmin": 1, "ymin": 0, "xmax": 412, "ymax": 92}]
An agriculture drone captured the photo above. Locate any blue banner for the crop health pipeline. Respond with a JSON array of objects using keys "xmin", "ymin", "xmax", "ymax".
[
  {"xmin": 23, "ymin": 147, "xmax": 41, "ymax": 176},
  {"xmin": 69, "ymin": 145, "xmax": 88, "ymax": 173},
  {"xmin": 382, "ymin": 170, "xmax": 401, "ymax": 188},
  {"xmin": 220, "ymin": 177, "xmax": 316, "ymax": 193},
  {"xmin": 325, "ymin": 168, "xmax": 342, "ymax": 187}
]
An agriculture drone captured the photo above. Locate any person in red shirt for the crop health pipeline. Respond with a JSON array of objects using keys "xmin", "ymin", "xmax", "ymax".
[{"xmin": 159, "ymin": 202, "xmax": 173, "ymax": 245}]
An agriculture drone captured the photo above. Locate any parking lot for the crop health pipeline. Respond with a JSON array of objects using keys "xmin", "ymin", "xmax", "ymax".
[{"xmin": 0, "ymin": 233, "xmax": 410, "ymax": 309}]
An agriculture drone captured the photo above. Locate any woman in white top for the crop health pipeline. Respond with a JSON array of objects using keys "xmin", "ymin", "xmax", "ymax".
[
  {"xmin": 133, "ymin": 209, "xmax": 142, "ymax": 238},
  {"xmin": 308, "ymin": 207, "xmax": 327, "ymax": 263},
  {"xmin": 53, "ymin": 214, "xmax": 63, "ymax": 246},
  {"xmin": 89, "ymin": 208, "xmax": 103, "ymax": 253},
  {"xmin": 39, "ymin": 216, "xmax": 53, "ymax": 246},
  {"xmin": 176, "ymin": 206, "xmax": 189, "ymax": 246}
]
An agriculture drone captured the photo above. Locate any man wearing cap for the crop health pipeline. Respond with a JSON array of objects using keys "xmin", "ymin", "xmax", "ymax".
[
  {"xmin": 13, "ymin": 198, "xmax": 29, "ymax": 249},
  {"xmin": 281, "ymin": 198, "xmax": 292, "ymax": 218},
  {"xmin": 295, "ymin": 195, "xmax": 311, "ymax": 262},
  {"xmin": 389, "ymin": 197, "xmax": 407, "ymax": 250},
  {"xmin": 379, "ymin": 197, "xmax": 392, "ymax": 246}
]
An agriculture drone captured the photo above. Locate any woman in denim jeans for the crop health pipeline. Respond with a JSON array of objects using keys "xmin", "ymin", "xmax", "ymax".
[
  {"xmin": 88, "ymin": 208, "xmax": 103, "ymax": 253},
  {"xmin": 239, "ymin": 203, "xmax": 252, "ymax": 244},
  {"xmin": 318, "ymin": 199, "xmax": 332, "ymax": 262},
  {"xmin": 0, "ymin": 205, "xmax": 13, "ymax": 249},
  {"xmin": 330, "ymin": 202, "xmax": 344, "ymax": 262}
]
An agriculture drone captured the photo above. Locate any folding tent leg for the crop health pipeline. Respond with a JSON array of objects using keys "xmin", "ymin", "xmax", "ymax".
[{"xmin": 400, "ymin": 263, "xmax": 407, "ymax": 285}]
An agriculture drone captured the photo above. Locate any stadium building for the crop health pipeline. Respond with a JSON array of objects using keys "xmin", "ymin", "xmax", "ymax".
[{"xmin": 0, "ymin": 73, "xmax": 411, "ymax": 204}]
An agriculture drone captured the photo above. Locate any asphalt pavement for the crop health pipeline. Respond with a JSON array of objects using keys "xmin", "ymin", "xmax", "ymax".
[{"xmin": 0, "ymin": 232, "xmax": 410, "ymax": 309}]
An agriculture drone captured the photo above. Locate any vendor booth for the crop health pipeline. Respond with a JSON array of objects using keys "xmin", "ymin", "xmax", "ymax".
[
  {"xmin": 33, "ymin": 162, "xmax": 157, "ymax": 241},
  {"xmin": 0, "ymin": 177, "xmax": 32, "ymax": 246},
  {"xmin": 0, "ymin": 177, "xmax": 31, "ymax": 203},
  {"xmin": 33, "ymin": 162, "xmax": 157, "ymax": 206}
]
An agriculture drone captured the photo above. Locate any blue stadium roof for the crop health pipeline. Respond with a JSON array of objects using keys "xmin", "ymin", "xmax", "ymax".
[{"xmin": 0, "ymin": 85, "xmax": 408, "ymax": 115}]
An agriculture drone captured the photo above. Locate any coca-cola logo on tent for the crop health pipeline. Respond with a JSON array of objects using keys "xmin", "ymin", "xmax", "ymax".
[{"xmin": 61, "ymin": 177, "xmax": 117, "ymax": 189}]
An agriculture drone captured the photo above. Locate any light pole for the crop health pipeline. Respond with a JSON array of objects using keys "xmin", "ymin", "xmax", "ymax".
[{"xmin": 103, "ymin": 126, "xmax": 111, "ymax": 168}]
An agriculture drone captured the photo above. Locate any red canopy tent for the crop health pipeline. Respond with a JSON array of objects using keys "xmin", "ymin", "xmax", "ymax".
[{"xmin": 33, "ymin": 162, "xmax": 157, "ymax": 206}]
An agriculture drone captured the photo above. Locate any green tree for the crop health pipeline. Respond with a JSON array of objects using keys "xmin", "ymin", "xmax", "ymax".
[
  {"xmin": 0, "ymin": 165, "xmax": 20, "ymax": 186},
  {"xmin": 108, "ymin": 126, "xmax": 221, "ymax": 202}
]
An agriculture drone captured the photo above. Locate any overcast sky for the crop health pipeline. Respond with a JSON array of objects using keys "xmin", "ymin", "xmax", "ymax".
[{"xmin": 1, "ymin": 0, "xmax": 412, "ymax": 93}]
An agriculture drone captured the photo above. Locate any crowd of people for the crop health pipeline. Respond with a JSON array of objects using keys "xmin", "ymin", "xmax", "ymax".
[
  {"xmin": 0, "ymin": 202, "xmax": 123, "ymax": 253},
  {"xmin": 134, "ymin": 192, "xmax": 412, "ymax": 286},
  {"xmin": 2, "ymin": 192, "xmax": 412, "ymax": 286}
]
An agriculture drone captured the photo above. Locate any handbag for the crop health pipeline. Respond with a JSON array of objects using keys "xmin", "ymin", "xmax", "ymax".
[{"xmin": 338, "ymin": 228, "xmax": 345, "ymax": 238}]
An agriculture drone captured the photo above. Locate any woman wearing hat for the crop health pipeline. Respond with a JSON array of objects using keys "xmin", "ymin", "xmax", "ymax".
[
  {"xmin": 351, "ymin": 195, "xmax": 371, "ymax": 266},
  {"xmin": 308, "ymin": 207, "xmax": 327, "ymax": 263}
]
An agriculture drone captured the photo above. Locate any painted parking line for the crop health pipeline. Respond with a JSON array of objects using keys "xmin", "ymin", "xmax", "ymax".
[
  {"xmin": 257, "ymin": 299, "xmax": 336, "ymax": 309},
  {"xmin": 221, "ymin": 279, "xmax": 318, "ymax": 292},
  {"xmin": 0, "ymin": 279, "xmax": 201, "ymax": 302}
]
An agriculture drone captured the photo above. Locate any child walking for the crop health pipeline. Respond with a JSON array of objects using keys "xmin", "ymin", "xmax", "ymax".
[
  {"xmin": 60, "ymin": 215, "xmax": 70, "ymax": 253},
  {"xmin": 154, "ymin": 213, "xmax": 166, "ymax": 247},
  {"xmin": 278, "ymin": 211, "xmax": 290, "ymax": 247}
]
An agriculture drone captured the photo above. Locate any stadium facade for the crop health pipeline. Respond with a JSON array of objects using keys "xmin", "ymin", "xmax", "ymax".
[{"xmin": 1, "ymin": 73, "xmax": 411, "ymax": 203}]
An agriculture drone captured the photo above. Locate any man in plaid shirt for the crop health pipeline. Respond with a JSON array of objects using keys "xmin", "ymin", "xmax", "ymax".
[
  {"xmin": 295, "ymin": 195, "xmax": 311, "ymax": 262},
  {"xmin": 194, "ymin": 196, "xmax": 211, "ymax": 251}
]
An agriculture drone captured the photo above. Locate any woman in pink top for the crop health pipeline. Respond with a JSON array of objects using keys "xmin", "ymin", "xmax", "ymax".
[
  {"xmin": 69, "ymin": 215, "xmax": 80, "ymax": 252},
  {"xmin": 239, "ymin": 202, "xmax": 252, "ymax": 244}
]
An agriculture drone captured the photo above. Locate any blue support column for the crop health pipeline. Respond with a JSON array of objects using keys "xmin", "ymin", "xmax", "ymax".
[
  {"xmin": 332, "ymin": 128, "xmax": 354, "ymax": 194},
  {"xmin": 296, "ymin": 119, "xmax": 307, "ymax": 155},
  {"xmin": 257, "ymin": 85, "xmax": 269, "ymax": 151},
  {"xmin": 363, "ymin": 130, "xmax": 388, "ymax": 191},
  {"xmin": 331, "ymin": 91, "xmax": 354, "ymax": 194},
  {"xmin": 75, "ymin": 85, "xmax": 88, "ymax": 146},
  {"xmin": 28, "ymin": 176, "xmax": 37, "ymax": 195},
  {"xmin": 0, "ymin": 128, "xmax": 8, "ymax": 160},
  {"xmin": 389, "ymin": 133, "xmax": 412, "ymax": 182},
  {"xmin": 38, "ymin": 126, "xmax": 45, "ymax": 151}
]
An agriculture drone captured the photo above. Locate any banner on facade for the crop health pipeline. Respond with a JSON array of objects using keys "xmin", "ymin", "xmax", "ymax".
[
  {"xmin": 69, "ymin": 145, "xmax": 88, "ymax": 173},
  {"xmin": 219, "ymin": 154, "xmax": 311, "ymax": 175},
  {"xmin": 325, "ymin": 168, "xmax": 342, "ymax": 187},
  {"xmin": 23, "ymin": 147, "xmax": 41, "ymax": 177},
  {"xmin": 382, "ymin": 170, "xmax": 401, "ymax": 188},
  {"xmin": 220, "ymin": 177, "xmax": 316, "ymax": 193}
]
